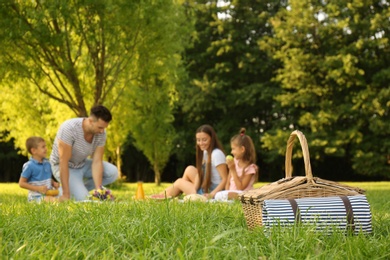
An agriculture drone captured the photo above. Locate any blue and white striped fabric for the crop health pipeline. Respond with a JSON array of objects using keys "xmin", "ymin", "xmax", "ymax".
[{"xmin": 262, "ymin": 195, "xmax": 372, "ymax": 234}]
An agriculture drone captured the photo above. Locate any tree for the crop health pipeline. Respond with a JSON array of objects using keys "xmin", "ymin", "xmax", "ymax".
[
  {"xmin": 260, "ymin": 0, "xmax": 390, "ymax": 178},
  {"xmin": 0, "ymin": 0, "xmax": 191, "ymax": 182},
  {"xmin": 174, "ymin": 0, "xmax": 287, "ymax": 180},
  {"xmin": 118, "ymin": 37, "xmax": 186, "ymax": 184},
  {"xmin": 125, "ymin": 78, "xmax": 176, "ymax": 185}
]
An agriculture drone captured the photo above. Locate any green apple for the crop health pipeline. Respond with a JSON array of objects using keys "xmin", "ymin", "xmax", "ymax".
[{"xmin": 226, "ymin": 155, "xmax": 234, "ymax": 161}]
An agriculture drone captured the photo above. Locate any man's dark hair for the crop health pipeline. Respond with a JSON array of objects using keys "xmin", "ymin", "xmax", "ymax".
[{"xmin": 90, "ymin": 105, "xmax": 112, "ymax": 123}]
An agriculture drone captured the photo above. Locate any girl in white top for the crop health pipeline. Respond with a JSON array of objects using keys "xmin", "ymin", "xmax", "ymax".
[
  {"xmin": 214, "ymin": 128, "xmax": 258, "ymax": 201},
  {"xmin": 151, "ymin": 124, "xmax": 228, "ymax": 199}
]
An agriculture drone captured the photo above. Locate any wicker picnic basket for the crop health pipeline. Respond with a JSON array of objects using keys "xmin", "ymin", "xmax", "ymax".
[{"xmin": 239, "ymin": 130, "xmax": 365, "ymax": 229}]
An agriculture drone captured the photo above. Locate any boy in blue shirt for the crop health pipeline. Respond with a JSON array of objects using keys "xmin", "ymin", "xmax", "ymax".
[{"xmin": 19, "ymin": 136, "xmax": 60, "ymax": 202}]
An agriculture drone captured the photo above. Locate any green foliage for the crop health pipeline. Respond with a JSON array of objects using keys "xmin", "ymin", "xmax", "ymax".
[
  {"xmin": 0, "ymin": 82, "xmax": 70, "ymax": 153},
  {"xmin": 1, "ymin": 182, "xmax": 389, "ymax": 259},
  {"xmin": 0, "ymin": 0, "xmax": 191, "ymax": 182},
  {"xmin": 103, "ymin": 1, "xmax": 192, "ymax": 183},
  {"xmin": 125, "ymin": 78, "xmax": 177, "ymax": 184},
  {"xmin": 260, "ymin": 0, "xmax": 390, "ymax": 177},
  {"xmin": 0, "ymin": 0, "xmax": 388, "ymax": 182},
  {"xmin": 175, "ymin": 0, "xmax": 287, "ymax": 177}
]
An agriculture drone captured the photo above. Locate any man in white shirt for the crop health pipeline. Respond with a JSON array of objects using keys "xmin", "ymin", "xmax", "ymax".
[{"xmin": 50, "ymin": 105, "xmax": 118, "ymax": 201}]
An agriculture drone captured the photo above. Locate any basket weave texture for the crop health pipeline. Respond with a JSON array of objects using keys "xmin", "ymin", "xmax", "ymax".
[{"xmin": 239, "ymin": 130, "xmax": 365, "ymax": 229}]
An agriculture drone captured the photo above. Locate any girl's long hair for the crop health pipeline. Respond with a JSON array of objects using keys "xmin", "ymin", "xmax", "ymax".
[{"xmin": 195, "ymin": 124, "xmax": 225, "ymax": 193}]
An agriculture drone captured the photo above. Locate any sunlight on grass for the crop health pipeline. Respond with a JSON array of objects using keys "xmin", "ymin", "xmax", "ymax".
[{"xmin": 1, "ymin": 181, "xmax": 389, "ymax": 259}]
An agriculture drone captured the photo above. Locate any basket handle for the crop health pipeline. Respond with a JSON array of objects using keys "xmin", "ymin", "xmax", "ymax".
[{"xmin": 285, "ymin": 130, "xmax": 313, "ymax": 180}]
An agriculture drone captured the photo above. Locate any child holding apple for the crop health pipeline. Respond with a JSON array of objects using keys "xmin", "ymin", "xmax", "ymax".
[
  {"xmin": 214, "ymin": 128, "xmax": 258, "ymax": 201},
  {"xmin": 19, "ymin": 136, "xmax": 60, "ymax": 202}
]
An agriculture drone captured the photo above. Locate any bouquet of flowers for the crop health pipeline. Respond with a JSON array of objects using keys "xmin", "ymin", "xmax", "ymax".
[{"xmin": 90, "ymin": 186, "xmax": 115, "ymax": 201}]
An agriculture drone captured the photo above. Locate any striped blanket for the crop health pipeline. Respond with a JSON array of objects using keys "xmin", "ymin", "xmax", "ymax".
[{"xmin": 262, "ymin": 195, "xmax": 372, "ymax": 234}]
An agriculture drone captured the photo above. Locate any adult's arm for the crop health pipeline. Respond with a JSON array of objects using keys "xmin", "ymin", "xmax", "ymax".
[
  {"xmin": 91, "ymin": 146, "xmax": 104, "ymax": 190},
  {"xmin": 209, "ymin": 163, "xmax": 228, "ymax": 198},
  {"xmin": 225, "ymin": 172, "xmax": 231, "ymax": 190},
  {"xmin": 58, "ymin": 139, "xmax": 72, "ymax": 200}
]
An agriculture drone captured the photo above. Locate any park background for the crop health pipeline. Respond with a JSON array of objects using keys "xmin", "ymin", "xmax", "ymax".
[{"xmin": 0, "ymin": 0, "xmax": 389, "ymax": 184}]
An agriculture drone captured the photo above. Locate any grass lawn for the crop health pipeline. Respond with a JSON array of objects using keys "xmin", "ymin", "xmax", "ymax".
[{"xmin": 1, "ymin": 181, "xmax": 389, "ymax": 259}]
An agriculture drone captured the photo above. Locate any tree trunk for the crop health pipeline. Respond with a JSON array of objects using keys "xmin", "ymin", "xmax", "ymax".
[
  {"xmin": 154, "ymin": 164, "xmax": 161, "ymax": 186},
  {"xmin": 116, "ymin": 145, "xmax": 122, "ymax": 180}
]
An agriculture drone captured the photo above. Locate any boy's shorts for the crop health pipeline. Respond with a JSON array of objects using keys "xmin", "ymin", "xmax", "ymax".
[{"xmin": 28, "ymin": 195, "xmax": 45, "ymax": 202}]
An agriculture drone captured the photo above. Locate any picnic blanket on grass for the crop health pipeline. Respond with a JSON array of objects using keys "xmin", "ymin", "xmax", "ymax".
[{"xmin": 262, "ymin": 195, "xmax": 372, "ymax": 234}]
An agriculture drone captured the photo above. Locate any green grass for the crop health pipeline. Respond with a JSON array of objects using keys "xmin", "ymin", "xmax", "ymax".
[{"xmin": 1, "ymin": 182, "xmax": 389, "ymax": 259}]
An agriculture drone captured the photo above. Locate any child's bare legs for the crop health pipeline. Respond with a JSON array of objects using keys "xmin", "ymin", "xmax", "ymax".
[
  {"xmin": 214, "ymin": 190, "xmax": 243, "ymax": 201},
  {"xmin": 227, "ymin": 192, "xmax": 239, "ymax": 200},
  {"xmin": 44, "ymin": 196, "xmax": 58, "ymax": 202},
  {"xmin": 164, "ymin": 166, "xmax": 199, "ymax": 197}
]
